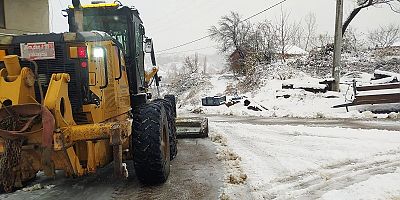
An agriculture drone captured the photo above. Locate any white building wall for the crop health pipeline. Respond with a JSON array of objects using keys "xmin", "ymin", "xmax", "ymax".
[{"xmin": 0, "ymin": 0, "xmax": 49, "ymax": 34}]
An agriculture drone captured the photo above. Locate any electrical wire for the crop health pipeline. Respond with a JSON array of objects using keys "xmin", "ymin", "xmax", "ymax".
[
  {"xmin": 241, "ymin": 0, "xmax": 288, "ymax": 22},
  {"xmin": 156, "ymin": 0, "xmax": 289, "ymax": 54},
  {"xmin": 156, "ymin": 45, "xmax": 218, "ymax": 55},
  {"xmin": 156, "ymin": 34, "xmax": 216, "ymax": 54}
]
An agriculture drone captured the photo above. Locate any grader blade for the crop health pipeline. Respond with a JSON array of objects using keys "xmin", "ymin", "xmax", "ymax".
[{"xmin": 176, "ymin": 117, "xmax": 209, "ymax": 138}]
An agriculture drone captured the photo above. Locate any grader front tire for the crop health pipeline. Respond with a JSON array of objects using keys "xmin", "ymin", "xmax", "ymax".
[
  {"xmin": 132, "ymin": 102, "xmax": 171, "ymax": 185},
  {"xmin": 153, "ymin": 99, "xmax": 177, "ymax": 160}
]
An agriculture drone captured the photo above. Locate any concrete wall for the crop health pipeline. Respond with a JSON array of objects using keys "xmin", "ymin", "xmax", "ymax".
[{"xmin": 0, "ymin": 0, "xmax": 49, "ymax": 34}]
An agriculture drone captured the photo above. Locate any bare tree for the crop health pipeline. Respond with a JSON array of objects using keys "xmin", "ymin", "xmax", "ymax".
[
  {"xmin": 368, "ymin": 24, "xmax": 400, "ymax": 47},
  {"xmin": 291, "ymin": 22, "xmax": 304, "ymax": 49},
  {"xmin": 304, "ymin": 12, "xmax": 317, "ymax": 51},
  {"xmin": 343, "ymin": 26, "xmax": 367, "ymax": 52},
  {"xmin": 255, "ymin": 20, "xmax": 277, "ymax": 63},
  {"xmin": 183, "ymin": 53, "xmax": 199, "ymax": 74},
  {"xmin": 274, "ymin": 8, "xmax": 298, "ymax": 62},
  {"xmin": 343, "ymin": 0, "xmax": 400, "ymax": 35},
  {"xmin": 313, "ymin": 33, "xmax": 334, "ymax": 48}
]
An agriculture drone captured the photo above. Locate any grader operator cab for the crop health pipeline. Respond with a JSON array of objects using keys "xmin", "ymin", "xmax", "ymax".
[{"xmin": 0, "ymin": 0, "xmax": 207, "ymax": 192}]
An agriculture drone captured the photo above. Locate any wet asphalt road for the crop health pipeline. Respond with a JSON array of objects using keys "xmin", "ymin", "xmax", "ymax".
[
  {"xmin": 207, "ymin": 115, "xmax": 400, "ymax": 131},
  {"xmin": 0, "ymin": 138, "xmax": 223, "ymax": 200}
]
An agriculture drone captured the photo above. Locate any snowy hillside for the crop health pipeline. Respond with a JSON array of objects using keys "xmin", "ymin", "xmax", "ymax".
[{"xmin": 175, "ymin": 72, "xmax": 400, "ymax": 119}]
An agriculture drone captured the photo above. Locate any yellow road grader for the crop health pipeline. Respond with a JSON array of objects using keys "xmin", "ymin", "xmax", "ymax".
[{"xmin": 0, "ymin": 0, "xmax": 207, "ymax": 192}]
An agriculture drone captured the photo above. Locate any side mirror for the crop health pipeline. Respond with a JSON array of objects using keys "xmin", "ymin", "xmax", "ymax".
[
  {"xmin": 144, "ymin": 38, "xmax": 157, "ymax": 66},
  {"xmin": 61, "ymin": 10, "xmax": 68, "ymax": 17},
  {"xmin": 145, "ymin": 38, "xmax": 153, "ymax": 53}
]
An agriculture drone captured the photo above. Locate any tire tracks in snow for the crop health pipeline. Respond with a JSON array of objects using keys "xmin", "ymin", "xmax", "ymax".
[
  {"xmin": 265, "ymin": 150, "xmax": 400, "ymax": 199},
  {"xmin": 210, "ymin": 121, "xmax": 400, "ymax": 199}
]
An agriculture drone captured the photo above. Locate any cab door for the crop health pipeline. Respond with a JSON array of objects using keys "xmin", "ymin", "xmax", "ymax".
[
  {"xmin": 86, "ymin": 41, "xmax": 118, "ymax": 122},
  {"xmin": 112, "ymin": 46, "xmax": 130, "ymax": 114}
]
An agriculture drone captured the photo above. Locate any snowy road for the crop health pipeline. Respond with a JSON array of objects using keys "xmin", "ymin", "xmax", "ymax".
[
  {"xmin": 211, "ymin": 118, "xmax": 400, "ymax": 199},
  {"xmin": 1, "ymin": 116, "xmax": 399, "ymax": 200}
]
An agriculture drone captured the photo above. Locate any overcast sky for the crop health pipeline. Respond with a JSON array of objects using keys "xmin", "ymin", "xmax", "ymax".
[{"xmin": 50, "ymin": 0, "xmax": 400, "ymax": 55}]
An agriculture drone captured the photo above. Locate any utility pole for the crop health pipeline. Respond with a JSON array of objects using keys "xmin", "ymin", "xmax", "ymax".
[
  {"xmin": 203, "ymin": 56, "xmax": 207, "ymax": 75},
  {"xmin": 332, "ymin": 0, "xmax": 344, "ymax": 91}
]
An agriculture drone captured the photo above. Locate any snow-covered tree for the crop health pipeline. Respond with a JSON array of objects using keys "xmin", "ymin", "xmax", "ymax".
[
  {"xmin": 168, "ymin": 54, "xmax": 210, "ymax": 103},
  {"xmin": 209, "ymin": 12, "xmax": 252, "ymax": 55},
  {"xmin": 209, "ymin": 11, "xmax": 252, "ymax": 75},
  {"xmin": 254, "ymin": 20, "xmax": 277, "ymax": 63},
  {"xmin": 184, "ymin": 53, "xmax": 200, "ymax": 74}
]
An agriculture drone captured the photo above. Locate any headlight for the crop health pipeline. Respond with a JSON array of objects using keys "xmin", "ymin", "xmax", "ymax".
[{"xmin": 93, "ymin": 47, "xmax": 105, "ymax": 58}]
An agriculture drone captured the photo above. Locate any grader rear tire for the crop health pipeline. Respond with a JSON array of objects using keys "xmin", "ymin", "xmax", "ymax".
[
  {"xmin": 132, "ymin": 102, "xmax": 171, "ymax": 184},
  {"xmin": 164, "ymin": 95, "xmax": 177, "ymax": 118}
]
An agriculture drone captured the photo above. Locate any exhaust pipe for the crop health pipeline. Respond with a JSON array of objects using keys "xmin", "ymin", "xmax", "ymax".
[{"xmin": 72, "ymin": 0, "xmax": 83, "ymax": 32}]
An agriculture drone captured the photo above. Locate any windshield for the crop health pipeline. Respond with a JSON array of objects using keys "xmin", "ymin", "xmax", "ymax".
[{"xmin": 83, "ymin": 15, "xmax": 129, "ymax": 53}]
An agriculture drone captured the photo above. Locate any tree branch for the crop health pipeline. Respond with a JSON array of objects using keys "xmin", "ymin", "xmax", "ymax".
[{"xmin": 342, "ymin": 0, "xmax": 374, "ymax": 36}]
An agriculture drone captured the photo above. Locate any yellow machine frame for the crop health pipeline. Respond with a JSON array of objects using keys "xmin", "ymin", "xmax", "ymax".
[{"xmin": 0, "ymin": 40, "xmax": 135, "ymax": 183}]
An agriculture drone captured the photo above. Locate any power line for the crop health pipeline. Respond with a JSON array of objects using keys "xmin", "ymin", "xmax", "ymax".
[
  {"xmin": 241, "ymin": 0, "xmax": 288, "ymax": 22},
  {"xmin": 156, "ymin": 45, "xmax": 218, "ymax": 55},
  {"xmin": 156, "ymin": 0, "xmax": 289, "ymax": 54},
  {"xmin": 156, "ymin": 34, "xmax": 215, "ymax": 53}
]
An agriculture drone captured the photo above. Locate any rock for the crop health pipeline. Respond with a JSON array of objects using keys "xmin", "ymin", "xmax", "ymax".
[
  {"xmin": 247, "ymin": 106, "xmax": 262, "ymax": 111},
  {"xmin": 361, "ymin": 111, "xmax": 375, "ymax": 118},
  {"xmin": 22, "ymin": 184, "xmax": 44, "ymax": 192},
  {"xmin": 316, "ymin": 112, "xmax": 325, "ymax": 119},
  {"xmin": 225, "ymin": 100, "xmax": 240, "ymax": 107},
  {"xmin": 388, "ymin": 112, "xmax": 400, "ymax": 119},
  {"xmin": 191, "ymin": 107, "xmax": 204, "ymax": 114},
  {"xmin": 219, "ymin": 192, "xmax": 230, "ymax": 200},
  {"xmin": 228, "ymin": 172, "xmax": 247, "ymax": 184}
]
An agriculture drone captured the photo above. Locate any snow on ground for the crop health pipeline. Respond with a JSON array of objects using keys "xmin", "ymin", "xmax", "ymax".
[
  {"xmin": 284, "ymin": 45, "xmax": 308, "ymax": 55},
  {"xmin": 210, "ymin": 121, "xmax": 400, "ymax": 200},
  {"xmin": 179, "ymin": 73, "xmax": 400, "ymax": 119},
  {"xmin": 321, "ymin": 170, "xmax": 400, "ymax": 200}
]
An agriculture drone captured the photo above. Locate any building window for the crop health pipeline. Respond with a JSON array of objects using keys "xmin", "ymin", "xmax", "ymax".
[{"xmin": 0, "ymin": 0, "xmax": 4, "ymax": 29}]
